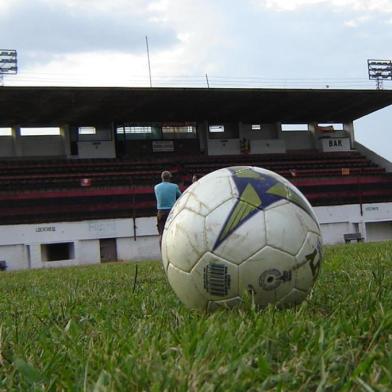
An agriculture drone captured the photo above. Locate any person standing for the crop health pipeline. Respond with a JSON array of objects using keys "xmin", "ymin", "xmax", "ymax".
[{"xmin": 154, "ymin": 171, "xmax": 182, "ymax": 248}]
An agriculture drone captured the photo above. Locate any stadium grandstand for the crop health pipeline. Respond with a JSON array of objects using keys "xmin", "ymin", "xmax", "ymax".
[{"xmin": 0, "ymin": 86, "xmax": 391, "ymax": 271}]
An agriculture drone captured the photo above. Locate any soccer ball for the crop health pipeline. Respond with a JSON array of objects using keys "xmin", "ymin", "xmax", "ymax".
[{"xmin": 161, "ymin": 166, "xmax": 322, "ymax": 311}]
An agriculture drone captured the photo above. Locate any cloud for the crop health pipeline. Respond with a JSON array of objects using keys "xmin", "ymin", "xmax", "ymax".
[
  {"xmin": 4, "ymin": 0, "xmax": 392, "ymax": 87},
  {"xmin": 344, "ymin": 15, "xmax": 371, "ymax": 27},
  {"xmin": 4, "ymin": 0, "xmax": 231, "ymax": 85},
  {"xmin": 255, "ymin": 0, "xmax": 392, "ymax": 12},
  {"xmin": 0, "ymin": 0, "xmax": 178, "ymax": 63}
]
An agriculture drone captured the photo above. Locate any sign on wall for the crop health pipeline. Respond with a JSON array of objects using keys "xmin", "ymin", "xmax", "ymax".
[
  {"xmin": 152, "ymin": 140, "xmax": 174, "ymax": 152},
  {"xmin": 321, "ymin": 138, "xmax": 351, "ymax": 152}
]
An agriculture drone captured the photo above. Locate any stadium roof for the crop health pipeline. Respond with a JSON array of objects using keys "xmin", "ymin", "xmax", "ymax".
[{"xmin": 1, "ymin": 86, "xmax": 392, "ymax": 126}]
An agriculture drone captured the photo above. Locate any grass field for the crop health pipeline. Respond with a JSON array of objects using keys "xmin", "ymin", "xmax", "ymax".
[{"xmin": 0, "ymin": 242, "xmax": 391, "ymax": 391}]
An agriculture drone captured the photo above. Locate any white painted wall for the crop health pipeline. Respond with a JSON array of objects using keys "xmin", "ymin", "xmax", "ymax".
[
  {"xmin": 77, "ymin": 240, "xmax": 101, "ymax": 265},
  {"xmin": 208, "ymin": 136, "xmax": 286, "ymax": 155},
  {"xmin": 19, "ymin": 136, "xmax": 65, "ymax": 157},
  {"xmin": 0, "ymin": 126, "xmax": 116, "ymax": 159},
  {"xmin": 117, "ymin": 236, "xmax": 160, "ymax": 261},
  {"xmin": 282, "ymin": 131, "xmax": 315, "ymax": 150},
  {"xmin": 0, "ymin": 245, "xmax": 29, "ymax": 271},
  {"xmin": 314, "ymin": 202, "xmax": 392, "ymax": 244},
  {"xmin": 319, "ymin": 222, "xmax": 357, "ymax": 245},
  {"xmin": 208, "ymin": 139, "xmax": 240, "ymax": 155},
  {"xmin": 250, "ymin": 139, "xmax": 286, "ymax": 154},
  {"xmin": 366, "ymin": 222, "xmax": 392, "ymax": 242},
  {"xmin": 239, "ymin": 123, "xmax": 278, "ymax": 139},
  {"xmin": 77, "ymin": 141, "xmax": 116, "ymax": 159},
  {"xmin": 0, "ymin": 217, "xmax": 159, "ymax": 271},
  {"xmin": 77, "ymin": 127, "xmax": 116, "ymax": 159},
  {"xmin": 0, "ymin": 202, "xmax": 391, "ymax": 271}
]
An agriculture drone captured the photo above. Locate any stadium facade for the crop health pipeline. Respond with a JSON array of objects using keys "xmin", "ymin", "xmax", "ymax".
[{"xmin": 0, "ymin": 86, "xmax": 391, "ymax": 271}]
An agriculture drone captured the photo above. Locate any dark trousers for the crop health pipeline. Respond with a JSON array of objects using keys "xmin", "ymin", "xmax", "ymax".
[{"xmin": 157, "ymin": 210, "xmax": 170, "ymax": 248}]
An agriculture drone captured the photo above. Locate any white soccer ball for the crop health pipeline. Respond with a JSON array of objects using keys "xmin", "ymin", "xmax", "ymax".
[{"xmin": 161, "ymin": 166, "xmax": 322, "ymax": 311}]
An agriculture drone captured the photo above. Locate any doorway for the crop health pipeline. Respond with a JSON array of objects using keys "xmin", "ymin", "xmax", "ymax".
[{"xmin": 100, "ymin": 239, "xmax": 117, "ymax": 262}]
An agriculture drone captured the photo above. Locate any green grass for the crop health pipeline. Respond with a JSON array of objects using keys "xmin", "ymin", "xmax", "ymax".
[{"xmin": 0, "ymin": 242, "xmax": 392, "ymax": 391}]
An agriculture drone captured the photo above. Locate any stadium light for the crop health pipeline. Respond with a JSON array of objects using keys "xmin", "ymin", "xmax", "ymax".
[
  {"xmin": 367, "ymin": 59, "xmax": 392, "ymax": 90},
  {"xmin": 0, "ymin": 49, "xmax": 18, "ymax": 86}
]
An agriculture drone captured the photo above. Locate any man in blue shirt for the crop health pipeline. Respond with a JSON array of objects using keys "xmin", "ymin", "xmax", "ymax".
[{"xmin": 154, "ymin": 171, "xmax": 182, "ymax": 248}]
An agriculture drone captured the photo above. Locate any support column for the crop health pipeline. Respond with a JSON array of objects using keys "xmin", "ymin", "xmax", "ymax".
[
  {"xmin": 198, "ymin": 121, "xmax": 208, "ymax": 154},
  {"xmin": 360, "ymin": 220, "xmax": 367, "ymax": 242},
  {"xmin": 13, "ymin": 126, "xmax": 23, "ymax": 157},
  {"xmin": 28, "ymin": 244, "xmax": 43, "ymax": 269},
  {"xmin": 61, "ymin": 124, "xmax": 71, "ymax": 157},
  {"xmin": 308, "ymin": 122, "xmax": 319, "ymax": 150},
  {"xmin": 343, "ymin": 122, "xmax": 355, "ymax": 149}
]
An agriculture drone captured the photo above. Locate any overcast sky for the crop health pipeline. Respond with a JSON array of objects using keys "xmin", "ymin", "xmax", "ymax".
[{"xmin": 1, "ymin": 0, "xmax": 391, "ymax": 161}]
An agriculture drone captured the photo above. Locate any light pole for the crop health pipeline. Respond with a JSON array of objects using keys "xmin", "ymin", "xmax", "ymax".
[
  {"xmin": 0, "ymin": 49, "xmax": 18, "ymax": 86},
  {"xmin": 367, "ymin": 59, "xmax": 392, "ymax": 90}
]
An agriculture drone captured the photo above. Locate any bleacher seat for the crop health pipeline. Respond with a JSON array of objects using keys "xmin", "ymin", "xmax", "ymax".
[{"xmin": 0, "ymin": 150, "xmax": 391, "ymax": 224}]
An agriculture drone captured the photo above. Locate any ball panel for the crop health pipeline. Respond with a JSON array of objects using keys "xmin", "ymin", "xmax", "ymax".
[
  {"xmin": 165, "ymin": 192, "xmax": 191, "ymax": 230},
  {"xmin": 205, "ymin": 199, "xmax": 266, "ymax": 265},
  {"xmin": 295, "ymin": 231, "xmax": 323, "ymax": 290},
  {"xmin": 251, "ymin": 166, "xmax": 300, "ymax": 192},
  {"xmin": 265, "ymin": 203, "xmax": 318, "ymax": 256},
  {"xmin": 191, "ymin": 252, "xmax": 239, "ymax": 302},
  {"xmin": 251, "ymin": 166, "xmax": 319, "ymax": 224},
  {"xmin": 167, "ymin": 263, "xmax": 208, "ymax": 310},
  {"xmin": 164, "ymin": 208, "xmax": 207, "ymax": 272},
  {"xmin": 277, "ymin": 288, "xmax": 307, "ymax": 307},
  {"xmin": 262, "ymin": 199, "xmax": 289, "ymax": 211},
  {"xmin": 161, "ymin": 233, "xmax": 170, "ymax": 272},
  {"xmin": 239, "ymin": 246, "xmax": 297, "ymax": 307},
  {"xmin": 184, "ymin": 174, "xmax": 236, "ymax": 216},
  {"xmin": 293, "ymin": 265, "xmax": 314, "ymax": 295}
]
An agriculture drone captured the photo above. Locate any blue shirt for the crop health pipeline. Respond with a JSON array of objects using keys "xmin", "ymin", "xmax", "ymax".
[{"xmin": 154, "ymin": 182, "xmax": 182, "ymax": 210}]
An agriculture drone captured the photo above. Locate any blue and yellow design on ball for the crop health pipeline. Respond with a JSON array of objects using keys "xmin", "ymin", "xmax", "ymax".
[{"xmin": 213, "ymin": 167, "xmax": 316, "ymax": 250}]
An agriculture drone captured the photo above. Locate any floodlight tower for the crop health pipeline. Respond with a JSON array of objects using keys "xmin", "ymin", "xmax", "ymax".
[
  {"xmin": 0, "ymin": 49, "xmax": 17, "ymax": 86},
  {"xmin": 367, "ymin": 59, "xmax": 392, "ymax": 90}
]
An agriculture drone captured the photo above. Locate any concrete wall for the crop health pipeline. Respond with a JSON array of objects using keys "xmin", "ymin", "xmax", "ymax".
[
  {"xmin": 207, "ymin": 122, "xmax": 288, "ymax": 155},
  {"xmin": 239, "ymin": 123, "xmax": 278, "ymax": 139},
  {"xmin": 0, "ymin": 201, "xmax": 391, "ymax": 271},
  {"xmin": 314, "ymin": 202, "xmax": 392, "ymax": 244},
  {"xmin": 208, "ymin": 139, "xmax": 241, "ymax": 155},
  {"xmin": 1, "ymin": 128, "xmax": 66, "ymax": 158},
  {"xmin": 0, "ymin": 217, "xmax": 159, "ymax": 271},
  {"xmin": 77, "ymin": 140, "xmax": 116, "ymax": 159},
  {"xmin": 117, "ymin": 236, "xmax": 161, "ymax": 261},
  {"xmin": 0, "ymin": 126, "xmax": 116, "ymax": 159},
  {"xmin": 76, "ymin": 127, "xmax": 116, "ymax": 159},
  {"xmin": 282, "ymin": 131, "xmax": 315, "ymax": 150},
  {"xmin": 77, "ymin": 240, "xmax": 101, "ymax": 265},
  {"xmin": 19, "ymin": 135, "xmax": 65, "ymax": 157},
  {"xmin": 319, "ymin": 222, "xmax": 361, "ymax": 245},
  {"xmin": 250, "ymin": 139, "xmax": 286, "ymax": 154},
  {"xmin": 208, "ymin": 138, "xmax": 286, "ymax": 156},
  {"xmin": 0, "ymin": 136, "xmax": 14, "ymax": 157},
  {"xmin": 366, "ymin": 221, "xmax": 392, "ymax": 242},
  {"xmin": 0, "ymin": 245, "xmax": 29, "ymax": 271}
]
